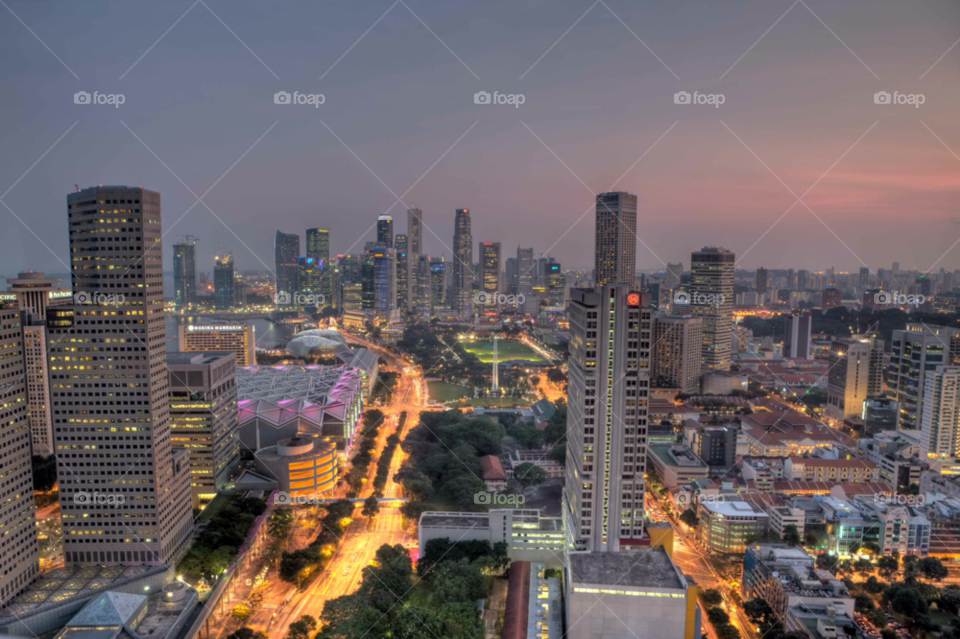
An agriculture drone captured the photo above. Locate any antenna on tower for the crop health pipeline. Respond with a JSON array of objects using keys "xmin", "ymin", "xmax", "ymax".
[{"xmin": 75, "ymin": 184, "xmax": 80, "ymax": 192}]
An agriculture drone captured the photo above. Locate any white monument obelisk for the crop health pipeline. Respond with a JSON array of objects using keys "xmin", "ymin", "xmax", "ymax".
[{"xmin": 491, "ymin": 336, "xmax": 499, "ymax": 393}]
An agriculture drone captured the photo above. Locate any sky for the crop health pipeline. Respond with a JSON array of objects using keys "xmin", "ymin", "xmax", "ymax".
[{"xmin": 1, "ymin": 0, "xmax": 958, "ymax": 281}]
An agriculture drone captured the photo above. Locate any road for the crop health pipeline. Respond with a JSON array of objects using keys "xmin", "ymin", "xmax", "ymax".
[{"xmin": 251, "ymin": 333, "xmax": 423, "ymax": 639}]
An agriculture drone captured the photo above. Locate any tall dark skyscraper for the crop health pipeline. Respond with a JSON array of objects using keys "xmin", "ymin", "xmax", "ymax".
[
  {"xmin": 755, "ymin": 267, "xmax": 768, "ymax": 292},
  {"xmin": 517, "ymin": 246, "xmax": 534, "ymax": 299},
  {"xmin": 406, "ymin": 208, "xmax": 423, "ymax": 311},
  {"xmin": 377, "ymin": 214, "xmax": 394, "ymax": 248},
  {"xmin": 275, "ymin": 230, "xmax": 300, "ymax": 297},
  {"xmin": 594, "ymin": 192, "xmax": 637, "ymax": 287},
  {"xmin": 690, "ymin": 246, "xmax": 735, "ymax": 371},
  {"xmin": 49, "ymin": 186, "xmax": 193, "ymax": 566},
  {"xmin": 214, "ymin": 252, "xmax": 235, "ymax": 310},
  {"xmin": 172, "ymin": 238, "xmax": 197, "ymax": 308},
  {"xmin": 452, "ymin": 208, "xmax": 473, "ymax": 314},
  {"xmin": 479, "ymin": 242, "xmax": 502, "ymax": 309},
  {"xmin": 395, "ymin": 234, "xmax": 408, "ymax": 311}
]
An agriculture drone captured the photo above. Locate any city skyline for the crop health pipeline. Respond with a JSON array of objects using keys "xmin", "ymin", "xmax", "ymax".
[{"xmin": 1, "ymin": 0, "xmax": 959, "ymax": 279}]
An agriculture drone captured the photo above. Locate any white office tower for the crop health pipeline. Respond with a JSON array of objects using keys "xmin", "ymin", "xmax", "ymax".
[
  {"xmin": 0, "ymin": 307, "xmax": 40, "ymax": 605},
  {"xmin": 784, "ymin": 311, "xmax": 813, "ymax": 359},
  {"xmin": 921, "ymin": 366, "xmax": 960, "ymax": 459},
  {"xmin": 563, "ymin": 286, "xmax": 651, "ymax": 553},
  {"xmin": 48, "ymin": 186, "xmax": 193, "ymax": 566}
]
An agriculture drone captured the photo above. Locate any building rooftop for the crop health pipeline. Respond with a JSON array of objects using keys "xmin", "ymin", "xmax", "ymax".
[
  {"xmin": 419, "ymin": 512, "xmax": 491, "ymax": 530},
  {"xmin": 480, "ymin": 455, "xmax": 507, "ymax": 481},
  {"xmin": 700, "ymin": 499, "xmax": 769, "ymax": 518},
  {"xmin": 568, "ymin": 548, "xmax": 684, "ymax": 589},
  {"xmin": 166, "ymin": 351, "xmax": 234, "ymax": 366},
  {"xmin": 650, "ymin": 443, "xmax": 707, "ymax": 468}
]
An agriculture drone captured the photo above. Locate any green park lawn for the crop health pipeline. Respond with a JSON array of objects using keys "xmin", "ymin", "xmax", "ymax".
[
  {"xmin": 460, "ymin": 339, "xmax": 546, "ymax": 364},
  {"xmin": 427, "ymin": 381, "xmax": 471, "ymax": 402}
]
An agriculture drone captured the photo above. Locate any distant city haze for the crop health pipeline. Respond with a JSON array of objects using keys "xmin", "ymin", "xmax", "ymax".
[{"xmin": 1, "ymin": 0, "xmax": 958, "ymax": 276}]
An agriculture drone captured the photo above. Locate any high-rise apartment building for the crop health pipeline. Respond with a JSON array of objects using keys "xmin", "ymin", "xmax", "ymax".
[
  {"xmin": 407, "ymin": 208, "xmax": 423, "ymax": 312},
  {"xmin": 784, "ymin": 311, "xmax": 813, "ymax": 359},
  {"xmin": 593, "ymin": 192, "xmax": 637, "ymax": 287},
  {"xmin": 826, "ymin": 337, "xmax": 884, "ymax": 421},
  {"xmin": 921, "ymin": 366, "xmax": 960, "ymax": 459},
  {"xmin": 414, "ymin": 254, "xmax": 432, "ymax": 318},
  {"xmin": 564, "ymin": 286, "xmax": 651, "ymax": 553},
  {"xmin": 430, "ymin": 257, "xmax": 446, "ymax": 309},
  {"xmin": 690, "ymin": 247, "xmax": 735, "ymax": 371},
  {"xmin": 651, "ymin": 315, "xmax": 703, "ymax": 394},
  {"xmin": 756, "ymin": 267, "xmax": 768, "ymax": 292},
  {"xmin": 479, "ymin": 242, "xmax": 502, "ymax": 312},
  {"xmin": 797, "ymin": 269, "xmax": 809, "ymax": 291},
  {"xmin": 213, "ymin": 253, "xmax": 235, "ymax": 310},
  {"xmin": 172, "ymin": 240, "xmax": 197, "ymax": 308},
  {"xmin": 395, "ymin": 234, "xmax": 408, "ymax": 311},
  {"xmin": 49, "ymin": 186, "xmax": 193, "ymax": 566},
  {"xmin": 452, "ymin": 208, "xmax": 473, "ymax": 315},
  {"xmin": 168, "ymin": 351, "xmax": 239, "ymax": 509},
  {"xmin": 275, "ymin": 230, "xmax": 300, "ymax": 298},
  {"xmin": 823, "ymin": 287, "xmax": 841, "ymax": 308},
  {"xmin": 179, "ymin": 323, "xmax": 256, "ymax": 366},
  {"xmin": 0, "ymin": 306, "xmax": 40, "ymax": 605},
  {"xmin": 376, "ymin": 214, "xmax": 393, "ymax": 248},
  {"xmin": 890, "ymin": 325, "xmax": 960, "ymax": 429}
]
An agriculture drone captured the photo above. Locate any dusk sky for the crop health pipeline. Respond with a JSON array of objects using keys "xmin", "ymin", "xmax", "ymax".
[{"xmin": 1, "ymin": 0, "xmax": 958, "ymax": 279}]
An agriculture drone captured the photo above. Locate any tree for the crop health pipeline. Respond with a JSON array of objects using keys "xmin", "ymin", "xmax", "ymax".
[
  {"xmin": 743, "ymin": 598, "xmax": 777, "ymax": 634},
  {"xmin": 707, "ymin": 607, "xmax": 730, "ymax": 626},
  {"xmin": 918, "ymin": 557, "xmax": 949, "ymax": 582},
  {"xmin": 782, "ymin": 525, "xmax": 801, "ymax": 546},
  {"xmin": 876, "ymin": 555, "xmax": 899, "ymax": 580},
  {"xmin": 867, "ymin": 608, "xmax": 887, "ymax": 628},
  {"xmin": 268, "ymin": 509, "xmax": 295, "ymax": 540},
  {"xmin": 864, "ymin": 577, "xmax": 886, "ymax": 594},
  {"xmin": 884, "ymin": 585, "xmax": 928, "ymax": 617},
  {"xmin": 227, "ymin": 629, "xmax": 267, "ymax": 639},
  {"xmin": 285, "ymin": 616, "xmax": 317, "ymax": 639},
  {"xmin": 881, "ymin": 629, "xmax": 897, "ymax": 639},
  {"xmin": 854, "ymin": 593, "xmax": 875, "ymax": 612},
  {"xmin": 430, "ymin": 559, "xmax": 487, "ymax": 606},
  {"xmin": 512, "ymin": 462, "xmax": 547, "ymax": 488},
  {"xmin": 680, "ymin": 508, "xmax": 699, "ymax": 528},
  {"xmin": 392, "ymin": 606, "xmax": 447, "ymax": 639},
  {"xmin": 816, "ymin": 553, "xmax": 837, "ymax": 571},
  {"xmin": 804, "ymin": 531, "xmax": 821, "ymax": 549},
  {"xmin": 231, "ymin": 605, "xmax": 251, "ymax": 624},
  {"xmin": 701, "ymin": 589, "xmax": 724, "ymax": 607},
  {"xmin": 204, "ymin": 546, "xmax": 233, "ymax": 576},
  {"xmin": 939, "ymin": 585, "xmax": 960, "ymax": 615},
  {"xmin": 362, "ymin": 496, "xmax": 380, "ymax": 518},
  {"xmin": 853, "ymin": 558, "xmax": 874, "ymax": 578},
  {"xmin": 717, "ymin": 625, "xmax": 740, "ymax": 639}
]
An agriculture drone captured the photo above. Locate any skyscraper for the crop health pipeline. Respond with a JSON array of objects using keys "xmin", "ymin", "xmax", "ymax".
[
  {"xmin": 517, "ymin": 247, "xmax": 534, "ymax": 299},
  {"xmin": 452, "ymin": 208, "xmax": 473, "ymax": 315},
  {"xmin": 784, "ymin": 311, "xmax": 813, "ymax": 359},
  {"xmin": 367, "ymin": 247, "xmax": 397, "ymax": 314},
  {"xmin": 921, "ymin": 366, "xmax": 960, "ymax": 459},
  {"xmin": 430, "ymin": 256, "xmax": 446, "ymax": 309},
  {"xmin": 0, "ymin": 305, "xmax": 40, "ymax": 605},
  {"xmin": 564, "ymin": 286, "xmax": 651, "ymax": 553},
  {"xmin": 651, "ymin": 315, "xmax": 703, "ymax": 394},
  {"xmin": 505, "ymin": 257, "xmax": 518, "ymax": 294},
  {"xmin": 414, "ymin": 254, "xmax": 432, "ymax": 318},
  {"xmin": 479, "ymin": 242, "xmax": 502, "ymax": 311},
  {"xmin": 298, "ymin": 256, "xmax": 322, "ymax": 306},
  {"xmin": 797, "ymin": 269, "xmax": 809, "ymax": 291},
  {"xmin": 545, "ymin": 260, "xmax": 564, "ymax": 307},
  {"xmin": 376, "ymin": 214, "xmax": 393, "ymax": 248},
  {"xmin": 173, "ymin": 239, "xmax": 197, "ymax": 308},
  {"xmin": 49, "ymin": 186, "xmax": 192, "ymax": 566},
  {"xmin": 406, "ymin": 208, "xmax": 423, "ymax": 311},
  {"xmin": 755, "ymin": 267, "xmax": 768, "ymax": 292},
  {"xmin": 305, "ymin": 228, "xmax": 330, "ymax": 263},
  {"xmin": 826, "ymin": 337, "xmax": 884, "ymax": 421},
  {"xmin": 665, "ymin": 262, "xmax": 683, "ymax": 290},
  {"xmin": 890, "ymin": 325, "xmax": 960, "ymax": 429},
  {"xmin": 690, "ymin": 247, "xmax": 735, "ymax": 371},
  {"xmin": 275, "ymin": 230, "xmax": 300, "ymax": 298},
  {"xmin": 214, "ymin": 253, "xmax": 235, "ymax": 310},
  {"xmin": 395, "ymin": 234, "xmax": 408, "ymax": 311},
  {"xmin": 593, "ymin": 192, "xmax": 637, "ymax": 287}
]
